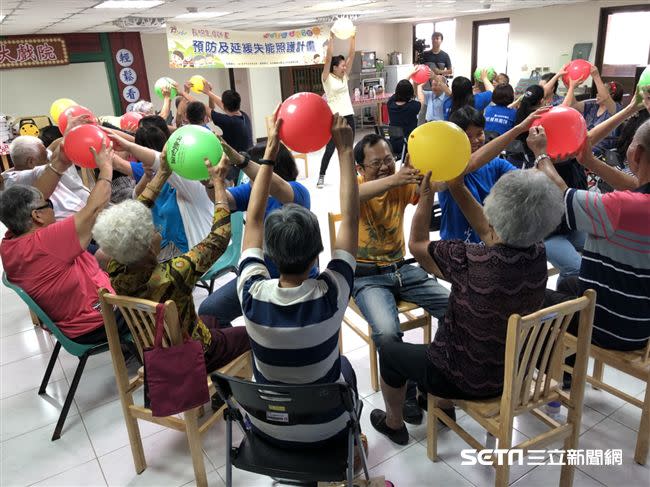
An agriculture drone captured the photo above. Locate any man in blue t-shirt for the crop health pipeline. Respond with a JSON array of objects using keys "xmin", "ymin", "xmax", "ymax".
[
  {"xmin": 198, "ymin": 141, "xmax": 315, "ymax": 328},
  {"xmin": 438, "ymin": 106, "xmax": 539, "ymax": 242}
]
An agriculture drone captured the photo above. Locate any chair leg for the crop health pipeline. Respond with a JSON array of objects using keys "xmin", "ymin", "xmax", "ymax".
[
  {"xmin": 423, "ymin": 313, "xmax": 432, "ymax": 344},
  {"xmin": 39, "ymin": 341, "xmax": 62, "ymax": 394},
  {"xmin": 122, "ymin": 396, "xmax": 146, "ymax": 474},
  {"xmin": 427, "ymin": 394, "xmax": 439, "ymax": 461},
  {"xmin": 495, "ymin": 416, "xmax": 513, "ymax": 487},
  {"xmin": 51, "ymin": 353, "xmax": 88, "ymax": 441},
  {"xmin": 591, "ymin": 360, "xmax": 604, "ymax": 390},
  {"xmin": 634, "ymin": 383, "xmax": 650, "ymax": 465},
  {"xmin": 184, "ymin": 407, "xmax": 208, "ymax": 487},
  {"xmin": 369, "ymin": 339, "xmax": 379, "ymax": 392}
]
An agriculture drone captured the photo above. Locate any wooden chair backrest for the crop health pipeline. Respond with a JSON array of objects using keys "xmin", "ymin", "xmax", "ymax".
[
  {"xmin": 327, "ymin": 212, "xmax": 342, "ymax": 254},
  {"xmin": 501, "ymin": 290, "xmax": 596, "ymax": 415},
  {"xmin": 99, "ymin": 289, "xmax": 183, "ymax": 361}
]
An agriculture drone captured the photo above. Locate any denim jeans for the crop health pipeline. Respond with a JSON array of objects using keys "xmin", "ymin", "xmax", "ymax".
[
  {"xmin": 352, "ymin": 264, "xmax": 449, "ymax": 347},
  {"xmin": 544, "ymin": 231, "xmax": 586, "ymax": 284},
  {"xmin": 197, "ymin": 278, "xmax": 241, "ymax": 328}
]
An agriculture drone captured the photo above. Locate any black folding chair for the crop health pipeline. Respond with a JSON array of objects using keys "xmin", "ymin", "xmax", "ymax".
[
  {"xmin": 375, "ymin": 124, "xmax": 407, "ymax": 161},
  {"xmin": 212, "ymin": 373, "xmax": 369, "ymax": 487}
]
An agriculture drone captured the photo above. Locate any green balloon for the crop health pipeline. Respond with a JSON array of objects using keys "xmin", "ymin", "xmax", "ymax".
[
  {"xmin": 474, "ymin": 67, "xmax": 496, "ymax": 82},
  {"xmin": 154, "ymin": 77, "xmax": 178, "ymax": 99},
  {"xmin": 166, "ymin": 125, "xmax": 223, "ymax": 180},
  {"xmin": 639, "ymin": 65, "xmax": 650, "ymax": 88}
]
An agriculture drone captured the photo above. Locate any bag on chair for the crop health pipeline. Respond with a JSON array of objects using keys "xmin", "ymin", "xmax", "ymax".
[{"xmin": 143, "ymin": 303, "xmax": 210, "ymax": 417}]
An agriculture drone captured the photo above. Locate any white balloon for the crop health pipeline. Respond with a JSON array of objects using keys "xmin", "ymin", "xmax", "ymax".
[{"xmin": 331, "ymin": 18, "xmax": 355, "ymax": 40}]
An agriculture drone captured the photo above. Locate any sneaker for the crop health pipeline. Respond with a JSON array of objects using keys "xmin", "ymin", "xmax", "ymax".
[
  {"xmin": 370, "ymin": 409, "xmax": 409, "ymax": 445},
  {"xmin": 403, "ymin": 397, "xmax": 423, "ymax": 425},
  {"xmin": 317, "ymin": 175, "xmax": 325, "ymax": 188}
]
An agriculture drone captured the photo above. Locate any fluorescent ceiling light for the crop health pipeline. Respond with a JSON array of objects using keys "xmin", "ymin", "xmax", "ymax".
[
  {"xmin": 174, "ymin": 11, "xmax": 230, "ymax": 20},
  {"xmin": 276, "ymin": 19, "xmax": 318, "ymax": 25},
  {"xmin": 311, "ymin": 1, "xmax": 373, "ymax": 12},
  {"xmin": 95, "ymin": 1, "xmax": 164, "ymax": 9}
]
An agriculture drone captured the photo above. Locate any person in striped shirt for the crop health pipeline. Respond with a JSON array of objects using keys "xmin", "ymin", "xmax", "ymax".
[
  {"xmin": 237, "ymin": 113, "xmax": 360, "ymax": 446},
  {"xmin": 532, "ymin": 120, "xmax": 650, "ymax": 357}
]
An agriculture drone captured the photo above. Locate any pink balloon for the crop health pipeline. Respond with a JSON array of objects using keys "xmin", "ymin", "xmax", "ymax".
[
  {"xmin": 411, "ymin": 64, "xmax": 432, "ymax": 85},
  {"xmin": 562, "ymin": 59, "xmax": 592, "ymax": 87},
  {"xmin": 531, "ymin": 106, "xmax": 587, "ymax": 160},
  {"xmin": 120, "ymin": 111, "xmax": 143, "ymax": 132}
]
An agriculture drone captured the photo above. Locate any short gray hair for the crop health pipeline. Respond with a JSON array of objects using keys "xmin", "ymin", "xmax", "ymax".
[
  {"xmin": 264, "ymin": 204, "xmax": 323, "ymax": 274},
  {"xmin": 132, "ymin": 100, "xmax": 154, "ymax": 115},
  {"xmin": 484, "ymin": 169, "xmax": 564, "ymax": 248},
  {"xmin": 9, "ymin": 136, "xmax": 45, "ymax": 168},
  {"xmin": 0, "ymin": 184, "xmax": 42, "ymax": 235},
  {"xmin": 633, "ymin": 118, "xmax": 650, "ymax": 149},
  {"xmin": 93, "ymin": 199, "xmax": 155, "ymax": 264}
]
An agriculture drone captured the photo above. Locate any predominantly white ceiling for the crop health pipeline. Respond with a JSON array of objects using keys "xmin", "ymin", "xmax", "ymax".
[{"xmin": 0, "ymin": 0, "xmax": 589, "ymax": 35}]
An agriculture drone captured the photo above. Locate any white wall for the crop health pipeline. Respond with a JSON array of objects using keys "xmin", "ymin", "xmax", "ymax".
[
  {"xmin": 452, "ymin": 0, "xmax": 648, "ymax": 86},
  {"xmin": 140, "ymin": 33, "xmax": 230, "ymax": 112},
  {"xmin": 346, "ymin": 22, "xmax": 413, "ymax": 65},
  {"xmin": 247, "ymin": 67, "xmax": 282, "ymax": 140},
  {"xmin": 0, "ymin": 62, "xmax": 115, "ymax": 119}
]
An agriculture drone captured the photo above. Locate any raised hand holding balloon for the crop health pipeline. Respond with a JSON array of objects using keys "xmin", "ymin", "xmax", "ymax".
[
  {"xmin": 62, "ymin": 124, "xmax": 109, "ymax": 169},
  {"xmin": 530, "ymin": 106, "xmax": 587, "ymax": 160}
]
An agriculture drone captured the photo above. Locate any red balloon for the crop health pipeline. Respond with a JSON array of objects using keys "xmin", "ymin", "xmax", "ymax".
[
  {"xmin": 120, "ymin": 111, "xmax": 143, "ymax": 132},
  {"xmin": 562, "ymin": 59, "xmax": 592, "ymax": 87},
  {"xmin": 58, "ymin": 105, "xmax": 95, "ymax": 134},
  {"xmin": 62, "ymin": 124, "xmax": 108, "ymax": 168},
  {"xmin": 278, "ymin": 92, "xmax": 333, "ymax": 153},
  {"xmin": 411, "ymin": 64, "xmax": 432, "ymax": 84},
  {"xmin": 531, "ymin": 106, "xmax": 587, "ymax": 160}
]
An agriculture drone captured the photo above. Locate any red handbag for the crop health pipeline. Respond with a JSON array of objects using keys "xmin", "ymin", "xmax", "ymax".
[{"xmin": 143, "ymin": 303, "xmax": 210, "ymax": 417}]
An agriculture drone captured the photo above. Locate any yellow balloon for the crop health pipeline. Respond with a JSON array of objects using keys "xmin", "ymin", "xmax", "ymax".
[
  {"xmin": 50, "ymin": 98, "xmax": 77, "ymax": 125},
  {"xmin": 408, "ymin": 121, "xmax": 471, "ymax": 181},
  {"xmin": 189, "ymin": 75, "xmax": 206, "ymax": 94}
]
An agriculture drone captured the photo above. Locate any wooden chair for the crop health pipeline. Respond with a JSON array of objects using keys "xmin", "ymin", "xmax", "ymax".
[
  {"xmin": 99, "ymin": 289, "xmax": 253, "ymax": 487},
  {"xmin": 427, "ymin": 290, "xmax": 596, "ymax": 487},
  {"xmin": 265, "ymin": 114, "xmax": 309, "ymax": 178},
  {"xmin": 563, "ymin": 334, "xmax": 650, "ymax": 465},
  {"xmin": 327, "ymin": 212, "xmax": 432, "ymax": 392}
]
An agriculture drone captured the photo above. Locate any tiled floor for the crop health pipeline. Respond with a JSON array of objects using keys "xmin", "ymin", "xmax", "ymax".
[{"xmin": 1, "ymin": 139, "xmax": 648, "ymax": 486}]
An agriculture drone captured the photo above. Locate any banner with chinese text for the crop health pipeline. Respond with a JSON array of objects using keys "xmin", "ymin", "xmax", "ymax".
[
  {"xmin": 0, "ymin": 38, "xmax": 68, "ymax": 69},
  {"xmin": 166, "ymin": 23, "xmax": 330, "ymax": 68}
]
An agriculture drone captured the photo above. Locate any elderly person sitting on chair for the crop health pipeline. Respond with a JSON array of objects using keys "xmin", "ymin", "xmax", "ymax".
[
  {"xmin": 371, "ymin": 168, "xmax": 564, "ymax": 445},
  {"xmin": 92, "ymin": 149, "xmax": 250, "ymax": 374},
  {"xmin": 0, "ymin": 143, "xmax": 130, "ymax": 343}
]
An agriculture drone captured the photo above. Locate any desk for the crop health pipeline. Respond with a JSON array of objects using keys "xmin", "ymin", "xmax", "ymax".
[{"xmin": 352, "ymin": 93, "xmax": 392, "ymax": 128}]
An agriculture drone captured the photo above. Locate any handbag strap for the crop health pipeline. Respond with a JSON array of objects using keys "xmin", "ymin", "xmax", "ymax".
[{"xmin": 153, "ymin": 303, "xmax": 166, "ymax": 348}]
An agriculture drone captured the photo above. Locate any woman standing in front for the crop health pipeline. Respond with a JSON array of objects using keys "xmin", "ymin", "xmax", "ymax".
[{"xmin": 318, "ymin": 30, "xmax": 356, "ymax": 188}]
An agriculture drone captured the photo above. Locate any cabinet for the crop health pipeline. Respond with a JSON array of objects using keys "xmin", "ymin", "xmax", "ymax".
[{"xmin": 279, "ymin": 65, "xmax": 324, "ymax": 100}]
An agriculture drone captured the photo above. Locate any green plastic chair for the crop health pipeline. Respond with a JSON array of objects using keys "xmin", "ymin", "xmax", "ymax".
[
  {"xmin": 196, "ymin": 210, "xmax": 244, "ymax": 293},
  {"xmin": 2, "ymin": 272, "xmax": 112, "ymax": 441}
]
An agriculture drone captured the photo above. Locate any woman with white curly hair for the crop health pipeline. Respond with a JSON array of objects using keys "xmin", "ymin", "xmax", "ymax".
[
  {"xmin": 93, "ymin": 152, "xmax": 250, "ymax": 373},
  {"xmin": 370, "ymin": 167, "xmax": 564, "ymax": 446}
]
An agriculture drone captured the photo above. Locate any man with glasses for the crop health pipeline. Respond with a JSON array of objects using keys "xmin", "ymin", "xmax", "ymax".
[{"xmin": 352, "ymin": 134, "xmax": 450, "ymax": 425}]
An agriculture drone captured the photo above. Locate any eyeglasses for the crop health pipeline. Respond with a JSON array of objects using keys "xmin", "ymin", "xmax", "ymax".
[
  {"xmin": 33, "ymin": 199, "xmax": 53, "ymax": 211},
  {"xmin": 364, "ymin": 155, "xmax": 396, "ymax": 169}
]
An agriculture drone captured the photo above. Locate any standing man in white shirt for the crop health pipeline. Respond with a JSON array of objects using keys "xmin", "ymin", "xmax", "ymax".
[
  {"xmin": 3, "ymin": 136, "xmax": 89, "ymax": 220},
  {"xmin": 318, "ymin": 30, "xmax": 357, "ymax": 189}
]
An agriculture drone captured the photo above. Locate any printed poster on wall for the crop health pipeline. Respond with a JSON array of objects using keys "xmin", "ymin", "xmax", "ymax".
[{"xmin": 166, "ymin": 22, "xmax": 330, "ymax": 68}]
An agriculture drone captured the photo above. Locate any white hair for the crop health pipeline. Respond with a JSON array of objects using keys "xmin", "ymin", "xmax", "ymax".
[
  {"xmin": 132, "ymin": 100, "xmax": 154, "ymax": 115},
  {"xmin": 9, "ymin": 136, "xmax": 45, "ymax": 168},
  {"xmin": 93, "ymin": 200, "xmax": 155, "ymax": 264},
  {"xmin": 484, "ymin": 169, "xmax": 564, "ymax": 248}
]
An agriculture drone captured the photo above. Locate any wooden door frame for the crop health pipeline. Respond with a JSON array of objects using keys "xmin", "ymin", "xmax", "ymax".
[{"xmin": 471, "ymin": 18, "xmax": 509, "ymax": 79}]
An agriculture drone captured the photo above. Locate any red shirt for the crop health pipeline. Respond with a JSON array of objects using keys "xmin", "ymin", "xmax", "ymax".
[{"xmin": 1, "ymin": 217, "xmax": 113, "ymax": 338}]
